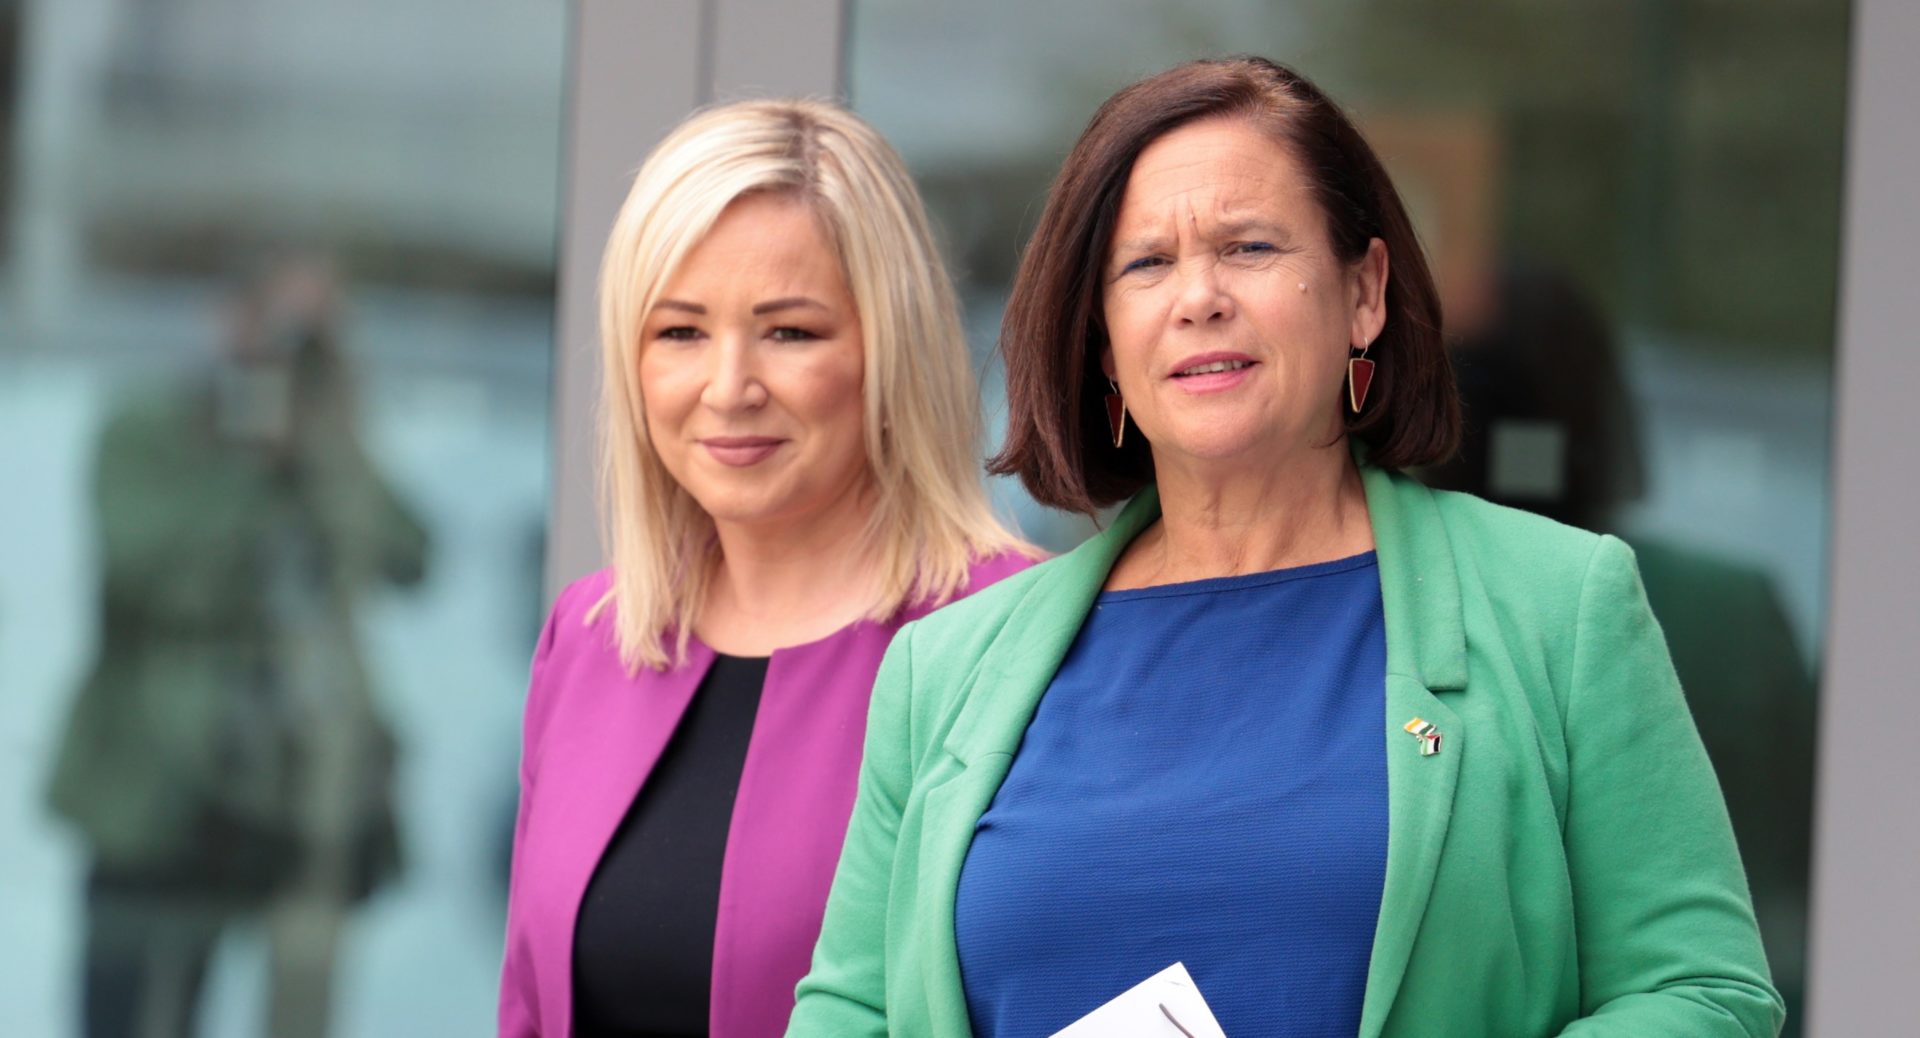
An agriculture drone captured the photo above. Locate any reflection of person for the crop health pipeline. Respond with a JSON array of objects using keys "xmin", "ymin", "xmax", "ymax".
[
  {"xmin": 47, "ymin": 256, "xmax": 427, "ymax": 1038},
  {"xmin": 1424, "ymin": 260, "xmax": 1817, "ymax": 1031},
  {"xmin": 496, "ymin": 101, "xmax": 1033, "ymax": 1038},
  {"xmin": 790, "ymin": 58, "xmax": 1783, "ymax": 1037}
]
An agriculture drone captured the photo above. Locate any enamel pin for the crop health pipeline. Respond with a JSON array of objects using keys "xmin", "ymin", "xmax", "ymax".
[{"xmin": 1404, "ymin": 717, "xmax": 1443, "ymax": 757}]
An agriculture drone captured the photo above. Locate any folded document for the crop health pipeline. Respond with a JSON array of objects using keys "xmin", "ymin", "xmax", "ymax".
[{"xmin": 1048, "ymin": 962, "xmax": 1228, "ymax": 1038}]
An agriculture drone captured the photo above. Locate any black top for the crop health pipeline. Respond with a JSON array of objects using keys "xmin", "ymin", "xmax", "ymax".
[{"xmin": 572, "ymin": 653, "xmax": 770, "ymax": 1038}]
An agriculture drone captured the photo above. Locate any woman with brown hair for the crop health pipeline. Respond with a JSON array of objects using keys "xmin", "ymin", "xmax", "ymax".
[{"xmin": 788, "ymin": 58, "xmax": 1781, "ymax": 1037}]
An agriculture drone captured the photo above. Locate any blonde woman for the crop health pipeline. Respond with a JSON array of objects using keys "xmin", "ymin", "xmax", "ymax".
[{"xmin": 497, "ymin": 100, "xmax": 1032, "ymax": 1038}]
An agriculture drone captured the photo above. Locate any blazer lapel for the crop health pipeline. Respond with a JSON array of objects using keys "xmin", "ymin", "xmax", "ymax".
[
  {"xmin": 915, "ymin": 492, "xmax": 1163, "ymax": 1035},
  {"xmin": 1357, "ymin": 462, "xmax": 1469, "ymax": 1038},
  {"xmin": 939, "ymin": 491, "xmax": 1162, "ymax": 765},
  {"xmin": 543, "ymin": 640, "xmax": 714, "ymax": 1037}
]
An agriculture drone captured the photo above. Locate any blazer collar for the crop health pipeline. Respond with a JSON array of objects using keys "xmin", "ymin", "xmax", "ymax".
[
  {"xmin": 945, "ymin": 453, "xmax": 1466, "ymax": 764},
  {"xmin": 1358, "ymin": 454, "xmax": 1468, "ymax": 691},
  {"xmin": 941, "ymin": 489, "xmax": 1160, "ymax": 764}
]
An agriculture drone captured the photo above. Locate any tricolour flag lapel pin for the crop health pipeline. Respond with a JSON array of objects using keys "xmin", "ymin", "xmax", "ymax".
[{"xmin": 1404, "ymin": 717, "xmax": 1442, "ymax": 756}]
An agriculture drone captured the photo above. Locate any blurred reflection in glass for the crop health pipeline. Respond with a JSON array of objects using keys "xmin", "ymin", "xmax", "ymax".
[
  {"xmin": 3, "ymin": 2, "xmax": 563, "ymax": 1032},
  {"xmin": 46, "ymin": 255, "xmax": 427, "ymax": 1038},
  {"xmin": 1421, "ymin": 261, "xmax": 1815, "ymax": 1019}
]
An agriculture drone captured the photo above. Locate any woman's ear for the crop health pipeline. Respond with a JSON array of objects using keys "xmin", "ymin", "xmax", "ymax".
[
  {"xmin": 1350, "ymin": 237, "xmax": 1390, "ymax": 347},
  {"xmin": 1098, "ymin": 343, "xmax": 1117, "ymax": 384}
]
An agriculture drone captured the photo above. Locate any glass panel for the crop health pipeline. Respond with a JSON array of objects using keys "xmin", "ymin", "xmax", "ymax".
[
  {"xmin": 849, "ymin": 2, "xmax": 1843, "ymax": 1031},
  {"xmin": 0, "ymin": 1, "xmax": 565, "ymax": 1033}
]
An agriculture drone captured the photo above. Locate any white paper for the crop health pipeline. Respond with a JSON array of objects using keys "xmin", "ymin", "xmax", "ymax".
[{"xmin": 1048, "ymin": 961, "xmax": 1229, "ymax": 1038}]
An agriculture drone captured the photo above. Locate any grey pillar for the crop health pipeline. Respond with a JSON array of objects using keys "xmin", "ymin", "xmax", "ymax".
[
  {"xmin": 1805, "ymin": 0, "xmax": 1920, "ymax": 1034},
  {"xmin": 546, "ymin": 0, "xmax": 846, "ymax": 600}
]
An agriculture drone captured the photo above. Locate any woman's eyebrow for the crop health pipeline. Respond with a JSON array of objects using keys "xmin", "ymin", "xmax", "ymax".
[
  {"xmin": 1111, "ymin": 234, "xmax": 1169, "ymax": 258},
  {"xmin": 751, "ymin": 296, "xmax": 828, "ymax": 316},
  {"xmin": 1112, "ymin": 218, "xmax": 1295, "ymax": 259},
  {"xmin": 1215, "ymin": 217, "xmax": 1296, "ymax": 242}
]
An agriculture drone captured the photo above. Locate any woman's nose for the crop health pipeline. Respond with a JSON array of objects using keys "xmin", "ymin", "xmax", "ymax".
[
  {"xmin": 700, "ymin": 337, "xmax": 769, "ymax": 411},
  {"xmin": 1171, "ymin": 262, "xmax": 1236, "ymax": 327}
]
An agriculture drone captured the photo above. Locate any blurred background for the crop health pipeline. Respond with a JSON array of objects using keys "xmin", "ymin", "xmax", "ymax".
[
  {"xmin": 1, "ymin": 1, "xmax": 562, "ymax": 1034},
  {"xmin": 0, "ymin": 0, "xmax": 1894, "ymax": 1034}
]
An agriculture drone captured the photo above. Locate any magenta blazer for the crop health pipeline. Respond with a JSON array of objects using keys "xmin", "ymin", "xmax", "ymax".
[{"xmin": 497, "ymin": 554, "xmax": 1031, "ymax": 1037}]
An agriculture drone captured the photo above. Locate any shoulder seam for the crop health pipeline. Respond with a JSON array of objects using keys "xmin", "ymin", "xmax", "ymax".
[{"xmin": 1565, "ymin": 533, "xmax": 1616, "ymax": 739}]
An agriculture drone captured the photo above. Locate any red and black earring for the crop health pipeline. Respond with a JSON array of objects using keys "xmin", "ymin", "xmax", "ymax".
[
  {"xmin": 1347, "ymin": 337, "xmax": 1376, "ymax": 414},
  {"xmin": 1105, "ymin": 378, "xmax": 1128, "ymax": 448}
]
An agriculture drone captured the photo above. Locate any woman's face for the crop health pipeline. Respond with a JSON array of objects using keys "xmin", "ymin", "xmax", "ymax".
[
  {"xmin": 1100, "ymin": 117, "xmax": 1386, "ymax": 467},
  {"xmin": 638, "ymin": 192, "xmax": 869, "ymax": 531}
]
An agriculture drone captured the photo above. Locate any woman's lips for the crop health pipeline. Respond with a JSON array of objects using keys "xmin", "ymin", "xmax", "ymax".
[
  {"xmin": 1169, "ymin": 355, "xmax": 1258, "ymax": 394},
  {"xmin": 701, "ymin": 437, "xmax": 785, "ymax": 466}
]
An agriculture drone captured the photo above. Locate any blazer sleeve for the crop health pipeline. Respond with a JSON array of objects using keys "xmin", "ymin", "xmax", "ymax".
[
  {"xmin": 1555, "ymin": 535, "xmax": 1786, "ymax": 1037},
  {"xmin": 786, "ymin": 625, "xmax": 917, "ymax": 1035},
  {"xmin": 498, "ymin": 595, "xmax": 568, "ymax": 1037}
]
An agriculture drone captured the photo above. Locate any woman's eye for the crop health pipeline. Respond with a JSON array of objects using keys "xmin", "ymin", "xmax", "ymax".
[
  {"xmin": 769, "ymin": 326, "xmax": 821, "ymax": 342},
  {"xmin": 1119, "ymin": 256, "xmax": 1167, "ymax": 276},
  {"xmin": 656, "ymin": 326, "xmax": 701, "ymax": 342},
  {"xmin": 1233, "ymin": 241, "xmax": 1278, "ymax": 255}
]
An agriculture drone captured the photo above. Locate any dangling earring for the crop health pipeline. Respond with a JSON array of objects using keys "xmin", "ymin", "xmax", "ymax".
[
  {"xmin": 1347, "ymin": 337, "xmax": 1377, "ymax": 414},
  {"xmin": 1104, "ymin": 378, "xmax": 1128, "ymax": 448}
]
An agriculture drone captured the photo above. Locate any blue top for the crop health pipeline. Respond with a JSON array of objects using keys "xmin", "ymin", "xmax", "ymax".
[{"xmin": 954, "ymin": 552, "xmax": 1389, "ymax": 1037}]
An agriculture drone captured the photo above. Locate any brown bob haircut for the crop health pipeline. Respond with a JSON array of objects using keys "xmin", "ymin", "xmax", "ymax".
[{"xmin": 988, "ymin": 56, "xmax": 1460, "ymax": 513}]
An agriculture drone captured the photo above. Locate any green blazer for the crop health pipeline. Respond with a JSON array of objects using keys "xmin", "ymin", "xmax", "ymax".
[{"xmin": 788, "ymin": 463, "xmax": 1783, "ymax": 1037}]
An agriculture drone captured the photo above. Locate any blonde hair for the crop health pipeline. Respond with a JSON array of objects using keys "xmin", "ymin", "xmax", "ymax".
[{"xmin": 590, "ymin": 99, "xmax": 1029, "ymax": 671}]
